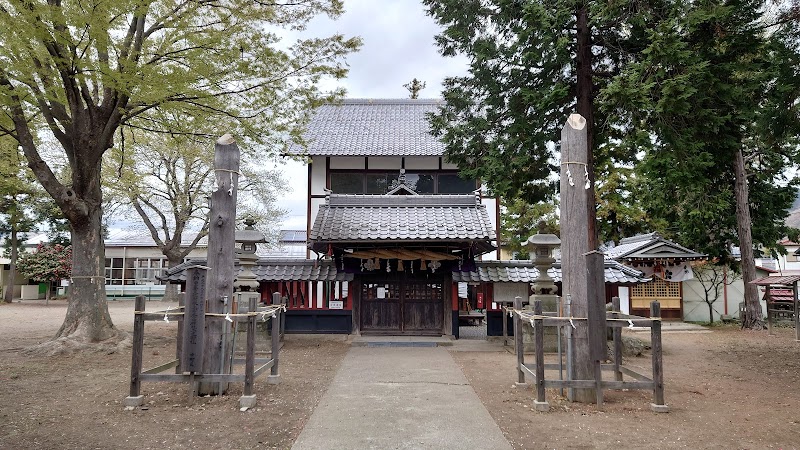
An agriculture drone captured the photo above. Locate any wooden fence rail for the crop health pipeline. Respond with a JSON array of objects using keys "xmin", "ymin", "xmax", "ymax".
[
  {"xmin": 124, "ymin": 295, "xmax": 284, "ymax": 410},
  {"xmin": 511, "ymin": 297, "xmax": 668, "ymax": 413}
]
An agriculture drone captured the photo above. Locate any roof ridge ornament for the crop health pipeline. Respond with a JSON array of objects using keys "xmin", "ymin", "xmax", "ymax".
[{"xmin": 386, "ymin": 169, "xmax": 419, "ymax": 195}]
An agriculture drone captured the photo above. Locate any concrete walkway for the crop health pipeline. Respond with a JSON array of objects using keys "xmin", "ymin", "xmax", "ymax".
[{"xmin": 292, "ymin": 346, "xmax": 512, "ymax": 450}]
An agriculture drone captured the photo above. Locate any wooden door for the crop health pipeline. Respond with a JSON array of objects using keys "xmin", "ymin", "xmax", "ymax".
[
  {"xmin": 361, "ymin": 280, "xmax": 402, "ymax": 333},
  {"xmin": 360, "ymin": 274, "xmax": 444, "ymax": 335},
  {"xmin": 403, "ymin": 280, "xmax": 444, "ymax": 334}
]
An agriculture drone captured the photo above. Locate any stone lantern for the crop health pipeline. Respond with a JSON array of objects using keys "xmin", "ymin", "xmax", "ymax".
[
  {"xmin": 523, "ymin": 221, "xmax": 561, "ymax": 351},
  {"xmin": 527, "ymin": 221, "xmax": 561, "ymax": 305},
  {"xmin": 235, "ymin": 218, "xmax": 267, "ymax": 310}
]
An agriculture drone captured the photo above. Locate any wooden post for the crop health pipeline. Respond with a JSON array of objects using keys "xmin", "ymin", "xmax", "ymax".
[
  {"xmin": 560, "ymin": 114, "xmax": 605, "ymax": 402},
  {"xmin": 268, "ymin": 306, "xmax": 282, "ymax": 384},
  {"xmin": 182, "ymin": 266, "xmax": 208, "ymax": 374},
  {"xmin": 514, "ymin": 295, "xmax": 526, "ymax": 385},
  {"xmin": 502, "ymin": 304, "xmax": 509, "ymax": 347},
  {"xmin": 200, "ymin": 134, "xmax": 240, "ymax": 395},
  {"xmin": 612, "ymin": 297, "xmax": 623, "ymax": 382},
  {"xmin": 565, "ymin": 294, "xmax": 574, "ymax": 401},
  {"xmin": 766, "ymin": 285, "xmax": 773, "ymax": 336},
  {"xmin": 272, "ymin": 292, "xmax": 283, "ymax": 339},
  {"xmin": 124, "ymin": 295, "xmax": 146, "ymax": 407},
  {"xmin": 794, "ymin": 281, "xmax": 799, "ymax": 342},
  {"xmin": 244, "ymin": 297, "xmax": 256, "ymax": 396},
  {"xmin": 175, "ymin": 292, "xmax": 185, "ymax": 374},
  {"xmin": 650, "ymin": 301, "xmax": 668, "ymax": 412},
  {"xmin": 239, "ymin": 296, "xmax": 258, "ymax": 409},
  {"xmin": 533, "ymin": 300, "xmax": 549, "ymax": 411}
]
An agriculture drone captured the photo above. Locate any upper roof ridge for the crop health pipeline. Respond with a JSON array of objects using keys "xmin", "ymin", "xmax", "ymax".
[{"xmin": 339, "ymin": 98, "xmax": 443, "ymax": 105}]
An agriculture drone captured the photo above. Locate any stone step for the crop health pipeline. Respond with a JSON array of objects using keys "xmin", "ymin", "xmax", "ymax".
[{"xmin": 351, "ymin": 335, "xmax": 454, "ymax": 347}]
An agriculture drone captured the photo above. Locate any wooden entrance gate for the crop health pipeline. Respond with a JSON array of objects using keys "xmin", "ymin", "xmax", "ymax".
[{"xmin": 360, "ymin": 273, "xmax": 444, "ymax": 335}]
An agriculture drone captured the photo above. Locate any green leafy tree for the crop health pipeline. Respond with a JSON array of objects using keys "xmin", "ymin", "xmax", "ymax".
[
  {"xmin": 0, "ymin": 1, "xmax": 360, "ymax": 350},
  {"xmin": 500, "ymin": 199, "xmax": 558, "ymax": 260},
  {"xmin": 17, "ymin": 243, "xmax": 72, "ymax": 301},
  {"xmin": 0, "ymin": 140, "xmax": 41, "ymax": 302},
  {"xmin": 423, "ymin": 0, "xmax": 655, "ymax": 247},
  {"xmin": 105, "ymin": 134, "xmax": 286, "ymax": 301},
  {"xmin": 603, "ymin": 0, "xmax": 800, "ymax": 329}
]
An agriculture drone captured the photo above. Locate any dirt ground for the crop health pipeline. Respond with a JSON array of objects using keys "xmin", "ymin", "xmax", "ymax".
[{"xmin": 1, "ymin": 299, "xmax": 799, "ymax": 449}]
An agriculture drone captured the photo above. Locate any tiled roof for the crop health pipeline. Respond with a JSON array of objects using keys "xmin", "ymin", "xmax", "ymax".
[
  {"xmin": 309, "ymin": 193, "xmax": 496, "ymax": 253},
  {"xmin": 289, "ymin": 99, "xmax": 445, "ymax": 157},
  {"xmin": 451, "ymin": 260, "xmax": 649, "ymax": 284},
  {"xmin": 750, "ymin": 275, "xmax": 800, "ymax": 286},
  {"xmin": 161, "ymin": 258, "xmax": 646, "ymax": 284},
  {"xmin": 601, "ymin": 232, "xmax": 705, "ymax": 261},
  {"xmin": 160, "ymin": 258, "xmax": 351, "ymax": 282}
]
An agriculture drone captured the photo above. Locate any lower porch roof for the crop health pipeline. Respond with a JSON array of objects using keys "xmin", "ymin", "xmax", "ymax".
[
  {"xmin": 308, "ymin": 193, "xmax": 497, "ymax": 254},
  {"xmin": 160, "ymin": 258, "xmax": 648, "ymax": 285}
]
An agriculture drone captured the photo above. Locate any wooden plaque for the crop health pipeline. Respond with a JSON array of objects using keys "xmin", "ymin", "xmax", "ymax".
[{"xmin": 181, "ymin": 266, "xmax": 207, "ymax": 373}]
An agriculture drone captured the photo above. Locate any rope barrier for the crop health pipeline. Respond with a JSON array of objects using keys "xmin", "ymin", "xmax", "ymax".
[
  {"xmin": 506, "ymin": 308, "xmax": 662, "ymax": 322},
  {"xmin": 134, "ymin": 304, "xmax": 287, "ymax": 320}
]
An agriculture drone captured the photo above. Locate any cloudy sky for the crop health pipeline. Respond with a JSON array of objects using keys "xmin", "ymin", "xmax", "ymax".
[{"xmin": 272, "ymin": 0, "xmax": 468, "ymax": 230}]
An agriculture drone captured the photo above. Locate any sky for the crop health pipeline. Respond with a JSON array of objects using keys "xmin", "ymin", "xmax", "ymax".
[{"xmin": 271, "ymin": 0, "xmax": 469, "ymax": 230}]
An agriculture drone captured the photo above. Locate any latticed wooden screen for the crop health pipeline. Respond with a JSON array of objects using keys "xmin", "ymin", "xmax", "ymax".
[{"xmin": 630, "ymin": 279, "xmax": 682, "ymax": 310}]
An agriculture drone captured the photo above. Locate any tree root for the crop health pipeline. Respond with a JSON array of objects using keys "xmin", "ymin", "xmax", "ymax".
[{"xmin": 22, "ymin": 329, "xmax": 131, "ymax": 356}]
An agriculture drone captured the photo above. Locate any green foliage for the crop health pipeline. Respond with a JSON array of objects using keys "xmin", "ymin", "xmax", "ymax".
[
  {"xmin": 30, "ymin": 197, "xmax": 71, "ymax": 246},
  {"xmin": 17, "ymin": 244, "xmax": 72, "ymax": 283},
  {"xmin": 0, "ymin": 0, "xmax": 360, "ymax": 218},
  {"xmin": 0, "ymin": 139, "xmax": 42, "ymax": 253},
  {"xmin": 602, "ymin": 0, "xmax": 800, "ymax": 261},
  {"xmin": 500, "ymin": 198, "xmax": 558, "ymax": 260},
  {"xmin": 423, "ymin": 0, "xmax": 651, "ymax": 243},
  {"xmin": 427, "ymin": 0, "xmax": 800, "ymax": 263}
]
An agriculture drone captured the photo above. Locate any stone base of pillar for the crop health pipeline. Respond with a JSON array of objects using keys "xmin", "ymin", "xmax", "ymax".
[
  {"xmin": 533, "ymin": 400, "xmax": 550, "ymax": 412},
  {"xmin": 650, "ymin": 403, "xmax": 670, "ymax": 413},
  {"xmin": 239, "ymin": 394, "xmax": 257, "ymax": 409},
  {"xmin": 123, "ymin": 395, "xmax": 143, "ymax": 407}
]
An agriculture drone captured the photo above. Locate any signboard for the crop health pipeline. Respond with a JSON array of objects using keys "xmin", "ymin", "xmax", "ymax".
[
  {"xmin": 181, "ymin": 267, "xmax": 207, "ymax": 373},
  {"xmin": 329, "ymin": 300, "xmax": 343, "ymax": 310},
  {"xmin": 476, "ymin": 292, "xmax": 484, "ymax": 309}
]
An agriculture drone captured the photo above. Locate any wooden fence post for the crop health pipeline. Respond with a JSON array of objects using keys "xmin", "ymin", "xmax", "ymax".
[
  {"xmin": 200, "ymin": 134, "xmax": 240, "ymax": 395},
  {"xmin": 240, "ymin": 296, "xmax": 258, "ymax": 409},
  {"xmin": 533, "ymin": 300, "xmax": 549, "ymax": 411},
  {"xmin": 650, "ymin": 301, "xmax": 668, "ymax": 412},
  {"xmin": 502, "ymin": 304, "xmax": 509, "ymax": 347},
  {"xmin": 268, "ymin": 307, "xmax": 282, "ymax": 384},
  {"xmin": 766, "ymin": 285, "xmax": 773, "ymax": 336},
  {"xmin": 175, "ymin": 292, "xmax": 185, "ymax": 374},
  {"xmin": 612, "ymin": 296, "xmax": 623, "ymax": 382},
  {"xmin": 514, "ymin": 295, "xmax": 526, "ymax": 385},
  {"xmin": 794, "ymin": 281, "xmax": 799, "ymax": 342},
  {"xmin": 124, "ymin": 295, "xmax": 146, "ymax": 407}
]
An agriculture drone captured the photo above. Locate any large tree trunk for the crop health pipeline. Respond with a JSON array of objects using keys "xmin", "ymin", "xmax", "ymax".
[
  {"xmin": 733, "ymin": 149, "xmax": 765, "ymax": 330},
  {"xmin": 54, "ymin": 204, "xmax": 121, "ymax": 342},
  {"xmin": 4, "ymin": 228, "xmax": 17, "ymax": 303}
]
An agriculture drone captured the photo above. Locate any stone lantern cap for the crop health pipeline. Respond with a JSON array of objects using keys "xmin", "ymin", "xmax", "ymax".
[
  {"xmin": 527, "ymin": 233, "xmax": 561, "ymax": 247},
  {"xmin": 235, "ymin": 218, "xmax": 267, "ymax": 255},
  {"xmin": 526, "ymin": 221, "xmax": 561, "ymax": 248},
  {"xmin": 235, "ymin": 218, "xmax": 268, "ymax": 244}
]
